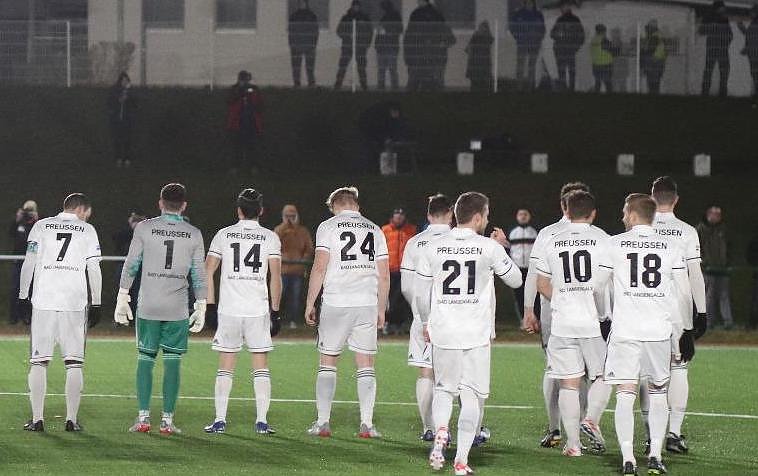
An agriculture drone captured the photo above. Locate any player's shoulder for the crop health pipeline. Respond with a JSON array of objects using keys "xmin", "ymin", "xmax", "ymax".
[
  {"xmin": 537, "ymin": 219, "xmax": 567, "ymax": 237},
  {"xmin": 589, "ymin": 225, "xmax": 611, "ymax": 239}
]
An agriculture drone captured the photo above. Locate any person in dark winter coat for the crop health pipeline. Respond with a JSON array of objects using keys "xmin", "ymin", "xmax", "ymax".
[
  {"xmin": 8, "ymin": 200, "xmax": 38, "ymax": 325},
  {"xmin": 226, "ymin": 70, "xmax": 264, "ymax": 172},
  {"xmin": 404, "ymin": 0, "xmax": 456, "ymax": 91},
  {"xmin": 334, "ymin": 1, "xmax": 373, "ymax": 91},
  {"xmin": 739, "ymin": 5, "xmax": 758, "ymax": 102},
  {"xmin": 465, "ymin": 21, "xmax": 494, "ymax": 91},
  {"xmin": 550, "ymin": 1, "xmax": 585, "ymax": 91},
  {"xmin": 697, "ymin": 205, "xmax": 734, "ymax": 329},
  {"xmin": 288, "ymin": 0, "xmax": 320, "ymax": 88},
  {"xmin": 699, "ymin": 0, "xmax": 733, "ymax": 97},
  {"xmin": 108, "ymin": 72, "xmax": 137, "ymax": 167},
  {"xmin": 746, "ymin": 232, "xmax": 758, "ymax": 329},
  {"xmin": 509, "ymin": 0, "xmax": 546, "ymax": 86},
  {"xmin": 375, "ymin": 0, "xmax": 403, "ymax": 90}
]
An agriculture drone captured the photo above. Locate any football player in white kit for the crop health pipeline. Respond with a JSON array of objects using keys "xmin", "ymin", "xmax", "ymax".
[
  {"xmin": 400, "ymin": 194, "xmax": 453, "ymax": 441},
  {"xmin": 523, "ymin": 182, "xmax": 592, "ymax": 448},
  {"xmin": 19, "ymin": 193, "xmax": 102, "ymax": 432},
  {"xmin": 533, "ymin": 190, "xmax": 613, "ymax": 457},
  {"xmin": 601, "ymin": 194, "xmax": 692, "ymax": 475},
  {"xmin": 415, "ymin": 192, "xmax": 522, "ymax": 475},
  {"xmin": 304, "ymin": 187, "xmax": 390, "ymax": 438},
  {"xmin": 203, "ymin": 189, "xmax": 283, "ymax": 435},
  {"xmin": 640, "ymin": 176, "xmax": 707, "ymax": 454}
]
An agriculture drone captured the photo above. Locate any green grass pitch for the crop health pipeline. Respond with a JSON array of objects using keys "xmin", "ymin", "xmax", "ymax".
[{"xmin": 0, "ymin": 338, "xmax": 755, "ymax": 475}]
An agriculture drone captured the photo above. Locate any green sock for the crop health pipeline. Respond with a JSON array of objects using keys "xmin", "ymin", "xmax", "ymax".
[
  {"xmin": 136, "ymin": 351, "xmax": 156, "ymax": 412},
  {"xmin": 162, "ymin": 352, "xmax": 182, "ymax": 414}
]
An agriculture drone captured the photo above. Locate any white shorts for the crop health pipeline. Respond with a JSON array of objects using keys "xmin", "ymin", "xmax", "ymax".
[
  {"xmin": 408, "ymin": 318, "xmax": 432, "ymax": 368},
  {"xmin": 212, "ymin": 313, "xmax": 273, "ymax": 353},
  {"xmin": 317, "ymin": 305, "xmax": 377, "ymax": 356},
  {"xmin": 433, "ymin": 344, "xmax": 491, "ymax": 398},
  {"xmin": 546, "ymin": 335, "xmax": 607, "ymax": 380},
  {"xmin": 604, "ymin": 337, "xmax": 671, "ymax": 386},
  {"xmin": 539, "ymin": 297, "xmax": 552, "ymax": 349},
  {"xmin": 30, "ymin": 309, "xmax": 87, "ymax": 363}
]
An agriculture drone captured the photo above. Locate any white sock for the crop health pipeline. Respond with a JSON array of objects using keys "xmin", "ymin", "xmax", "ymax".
[
  {"xmin": 316, "ymin": 366, "xmax": 337, "ymax": 425},
  {"xmin": 579, "ymin": 377, "xmax": 589, "ymax": 420},
  {"xmin": 416, "ymin": 376, "xmax": 434, "ymax": 431},
  {"xmin": 161, "ymin": 411, "xmax": 173, "ymax": 424},
  {"xmin": 356, "ymin": 367, "xmax": 376, "ymax": 427},
  {"xmin": 558, "ymin": 387, "xmax": 581, "ymax": 450},
  {"xmin": 668, "ymin": 366, "xmax": 688, "ymax": 436},
  {"xmin": 455, "ymin": 388, "xmax": 480, "ymax": 466},
  {"xmin": 432, "ymin": 391, "xmax": 454, "ymax": 433},
  {"xmin": 586, "ymin": 378, "xmax": 612, "ymax": 424},
  {"xmin": 638, "ymin": 380, "xmax": 650, "ymax": 439},
  {"xmin": 214, "ymin": 370, "xmax": 234, "ymax": 422},
  {"xmin": 28, "ymin": 363, "xmax": 47, "ymax": 422},
  {"xmin": 615, "ymin": 389, "xmax": 637, "ymax": 465},
  {"xmin": 252, "ymin": 369, "xmax": 271, "ymax": 424},
  {"xmin": 65, "ymin": 363, "xmax": 84, "ymax": 423},
  {"xmin": 477, "ymin": 399, "xmax": 485, "ymax": 431},
  {"xmin": 543, "ymin": 373, "xmax": 561, "ymax": 432},
  {"xmin": 138, "ymin": 409, "xmax": 150, "ymax": 419},
  {"xmin": 648, "ymin": 388, "xmax": 670, "ymax": 459}
]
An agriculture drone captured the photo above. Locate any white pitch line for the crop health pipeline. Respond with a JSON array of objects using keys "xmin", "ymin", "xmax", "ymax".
[{"xmin": 0, "ymin": 392, "xmax": 755, "ymax": 420}]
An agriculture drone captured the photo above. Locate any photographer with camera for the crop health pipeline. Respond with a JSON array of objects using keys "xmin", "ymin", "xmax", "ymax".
[
  {"xmin": 9, "ymin": 200, "xmax": 39, "ymax": 325},
  {"xmin": 226, "ymin": 70, "xmax": 264, "ymax": 174}
]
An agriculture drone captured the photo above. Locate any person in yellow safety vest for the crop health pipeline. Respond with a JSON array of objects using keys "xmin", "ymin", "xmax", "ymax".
[
  {"xmin": 641, "ymin": 20, "xmax": 668, "ymax": 94},
  {"xmin": 591, "ymin": 24, "xmax": 618, "ymax": 93}
]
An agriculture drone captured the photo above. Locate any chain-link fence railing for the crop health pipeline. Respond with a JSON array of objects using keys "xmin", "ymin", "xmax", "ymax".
[{"xmin": 1, "ymin": 15, "xmax": 756, "ymax": 96}]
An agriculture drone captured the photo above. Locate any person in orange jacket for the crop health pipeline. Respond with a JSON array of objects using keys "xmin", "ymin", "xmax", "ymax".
[{"xmin": 381, "ymin": 208, "xmax": 417, "ymax": 334}]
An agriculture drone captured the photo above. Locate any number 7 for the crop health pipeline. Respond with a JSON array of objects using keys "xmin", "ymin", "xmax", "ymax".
[{"xmin": 56, "ymin": 233, "xmax": 72, "ymax": 261}]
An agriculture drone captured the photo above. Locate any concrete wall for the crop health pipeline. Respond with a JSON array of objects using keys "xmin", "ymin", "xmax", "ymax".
[{"xmin": 87, "ymin": 0, "xmax": 755, "ymax": 95}]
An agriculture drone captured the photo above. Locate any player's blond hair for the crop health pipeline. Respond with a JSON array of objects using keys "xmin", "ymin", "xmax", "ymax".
[
  {"xmin": 326, "ymin": 186, "xmax": 359, "ymax": 210},
  {"xmin": 625, "ymin": 193, "xmax": 656, "ymax": 224}
]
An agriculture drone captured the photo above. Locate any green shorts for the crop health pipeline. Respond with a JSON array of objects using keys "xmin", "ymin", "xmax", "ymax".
[{"xmin": 136, "ymin": 318, "xmax": 189, "ymax": 354}]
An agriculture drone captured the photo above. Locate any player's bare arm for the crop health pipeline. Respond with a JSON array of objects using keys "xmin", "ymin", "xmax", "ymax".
[
  {"xmin": 304, "ymin": 249, "xmax": 329, "ymax": 326},
  {"xmin": 376, "ymin": 258, "xmax": 390, "ymax": 328},
  {"xmin": 268, "ymin": 257, "xmax": 283, "ymax": 312},
  {"xmin": 205, "ymin": 255, "xmax": 221, "ymax": 305},
  {"xmin": 536, "ymin": 274, "xmax": 553, "ymax": 301}
]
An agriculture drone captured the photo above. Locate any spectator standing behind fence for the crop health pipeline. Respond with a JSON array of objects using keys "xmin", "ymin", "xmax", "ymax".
[
  {"xmin": 507, "ymin": 208, "xmax": 538, "ymax": 323},
  {"xmin": 274, "ymin": 204, "xmax": 314, "ymax": 329},
  {"xmin": 747, "ymin": 232, "xmax": 758, "ymax": 329},
  {"xmin": 590, "ymin": 24, "xmax": 619, "ymax": 93},
  {"xmin": 375, "ymin": 0, "xmax": 403, "ymax": 91},
  {"xmin": 699, "ymin": 0, "xmax": 732, "ymax": 98},
  {"xmin": 641, "ymin": 20, "xmax": 667, "ymax": 94},
  {"xmin": 288, "ymin": 0, "xmax": 319, "ymax": 88},
  {"xmin": 381, "ymin": 208, "xmax": 416, "ymax": 335},
  {"xmin": 405, "ymin": 0, "xmax": 455, "ymax": 91},
  {"xmin": 738, "ymin": 5, "xmax": 758, "ymax": 105},
  {"xmin": 108, "ymin": 72, "xmax": 136, "ymax": 168},
  {"xmin": 465, "ymin": 21, "xmax": 494, "ymax": 92},
  {"xmin": 112, "ymin": 211, "xmax": 146, "ymax": 320},
  {"xmin": 8, "ymin": 200, "xmax": 38, "ymax": 325},
  {"xmin": 226, "ymin": 71, "xmax": 263, "ymax": 174},
  {"xmin": 697, "ymin": 205, "xmax": 734, "ymax": 329},
  {"xmin": 335, "ymin": 1, "xmax": 373, "ymax": 91},
  {"xmin": 551, "ymin": 0, "xmax": 585, "ymax": 92},
  {"xmin": 509, "ymin": 0, "xmax": 545, "ymax": 88}
]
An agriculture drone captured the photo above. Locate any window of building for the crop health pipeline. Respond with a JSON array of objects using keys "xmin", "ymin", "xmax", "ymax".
[
  {"xmin": 435, "ymin": 0, "xmax": 475, "ymax": 29},
  {"xmin": 216, "ymin": 0, "xmax": 257, "ymax": 29},
  {"xmin": 287, "ymin": 0, "xmax": 329, "ymax": 29},
  {"xmin": 142, "ymin": 0, "xmax": 184, "ymax": 29}
]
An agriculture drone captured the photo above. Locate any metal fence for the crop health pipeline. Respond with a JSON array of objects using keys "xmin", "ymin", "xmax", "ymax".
[{"xmin": 0, "ymin": 17, "xmax": 755, "ymax": 95}]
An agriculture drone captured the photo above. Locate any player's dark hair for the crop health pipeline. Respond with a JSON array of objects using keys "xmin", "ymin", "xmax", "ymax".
[
  {"xmin": 625, "ymin": 193, "xmax": 656, "ymax": 224},
  {"xmin": 454, "ymin": 192, "xmax": 489, "ymax": 225},
  {"xmin": 326, "ymin": 186, "xmax": 359, "ymax": 209},
  {"xmin": 560, "ymin": 181, "xmax": 590, "ymax": 206},
  {"xmin": 237, "ymin": 188, "xmax": 262, "ymax": 219},
  {"xmin": 651, "ymin": 176, "xmax": 678, "ymax": 206},
  {"xmin": 565, "ymin": 190, "xmax": 596, "ymax": 220},
  {"xmin": 63, "ymin": 193, "xmax": 91, "ymax": 211},
  {"xmin": 160, "ymin": 183, "xmax": 187, "ymax": 212},
  {"xmin": 427, "ymin": 194, "xmax": 452, "ymax": 217}
]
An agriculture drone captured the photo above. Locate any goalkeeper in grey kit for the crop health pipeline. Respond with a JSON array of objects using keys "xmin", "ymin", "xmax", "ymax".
[{"xmin": 114, "ymin": 183, "xmax": 208, "ymax": 435}]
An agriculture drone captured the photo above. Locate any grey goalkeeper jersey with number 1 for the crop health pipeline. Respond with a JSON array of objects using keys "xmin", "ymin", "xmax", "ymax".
[{"xmin": 119, "ymin": 213, "xmax": 207, "ymax": 321}]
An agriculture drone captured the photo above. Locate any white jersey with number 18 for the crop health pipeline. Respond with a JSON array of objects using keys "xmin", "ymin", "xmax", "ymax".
[
  {"xmin": 608, "ymin": 225, "xmax": 686, "ymax": 341},
  {"xmin": 315, "ymin": 210, "xmax": 389, "ymax": 308},
  {"xmin": 208, "ymin": 220, "xmax": 281, "ymax": 318},
  {"xmin": 416, "ymin": 227, "xmax": 522, "ymax": 350}
]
